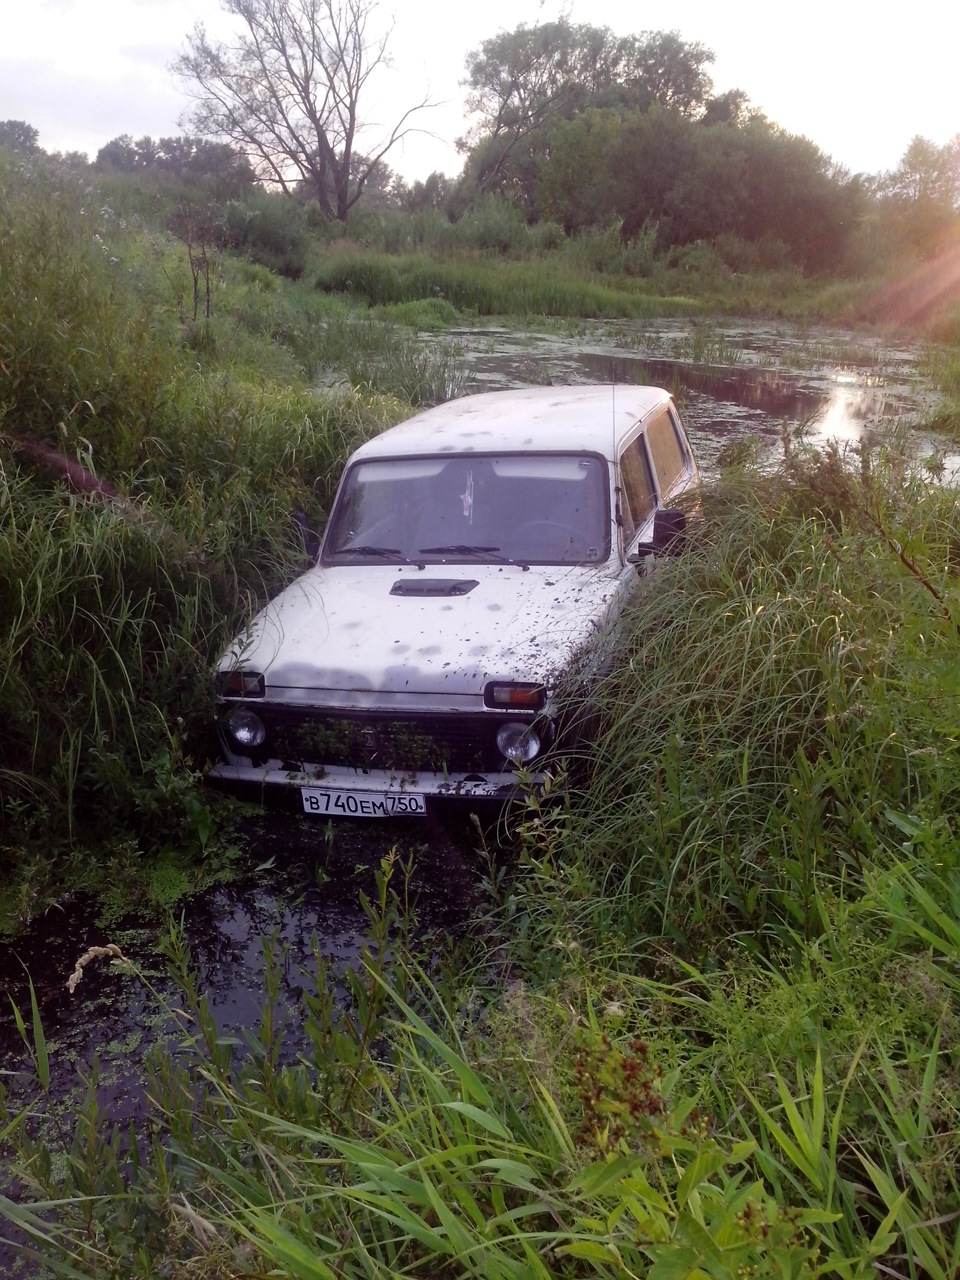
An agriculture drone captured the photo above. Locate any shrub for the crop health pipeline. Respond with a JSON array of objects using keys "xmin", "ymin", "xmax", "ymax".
[{"xmin": 225, "ymin": 191, "xmax": 309, "ymax": 278}]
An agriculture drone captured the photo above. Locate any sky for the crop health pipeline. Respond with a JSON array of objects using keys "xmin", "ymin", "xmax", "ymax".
[{"xmin": 2, "ymin": 0, "xmax": 958, "ymax": 183}]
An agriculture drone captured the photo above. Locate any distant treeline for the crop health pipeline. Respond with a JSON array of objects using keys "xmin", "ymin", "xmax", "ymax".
[{"xmin": 2, "ymin": 16, "xmax": 958, "ymax": 277}]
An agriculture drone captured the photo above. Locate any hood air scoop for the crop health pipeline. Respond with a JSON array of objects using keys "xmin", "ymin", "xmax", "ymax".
[{"xmin": 390, "ymin": 578, "xmax": 479, "ymax": 597}]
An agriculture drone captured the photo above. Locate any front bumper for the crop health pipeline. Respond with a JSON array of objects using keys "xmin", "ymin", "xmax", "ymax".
[{"xmin": 204, "ymin": 760, "xmax": 534, "ymax": 811}]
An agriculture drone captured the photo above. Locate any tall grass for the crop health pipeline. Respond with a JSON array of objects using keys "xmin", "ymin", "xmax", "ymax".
[
  {"xmin": 4, "ymin": 867, "xmax": 959, "ymax": 1278},
  {"xmin": 506, "ymin": 438, "xmax": 960, "ymax": 958},
  {"xmin": 0, "ymin": 155, "xmax": 414, "ymax": 910},
  {"xmin": 921, "ymin": 343, "xmax": 960, "ymax": 433},
  {"xmin": 3, "ymin": 440, "xmax": 960, "ymax": 1277},
  {"xmin": 0, "ymin": 892, "xmax": 843, "ymax": 1276},
  {"xmin": 0, "ymin": 161, "xmax": 181, "ymax": 459},
  {"xmin": 315, "ymin": 250, "xmax": 704, "ymax": 319},
  {"xmin": 3, "ymin": 155, "xmax": 960, "ymax": 1278}
]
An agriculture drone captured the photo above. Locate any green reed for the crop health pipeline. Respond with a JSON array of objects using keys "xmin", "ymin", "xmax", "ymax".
[
  {"xmin": 3, "ymin": 440, "xmax": 960, "ymax": 1276},
  {"xmin": 515, "ymin": 439, "xmax": 960, "ymax": 955},
  {"xmin": 6, "ymin": 870, "xmax": 957, "ymax": 1279},
  {"xmin": 3, "ymin": 155, "xmax": 960, "ymax": 1278},
  {"xmin": 0, "ymin": 156, "xmax": 415, "ymax": 901},
  {"xmin": 0, "ymin": 889, "xmax": 849, "ymax": 1279},
  {"xmin": 315, "ymin": 250, "xmax": 704, "ymax": 320}
]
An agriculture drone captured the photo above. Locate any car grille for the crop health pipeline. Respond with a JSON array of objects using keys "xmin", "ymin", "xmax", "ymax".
[{"xmin": 232, "ymin": 706, "xmax": 523, "ymax": 773}]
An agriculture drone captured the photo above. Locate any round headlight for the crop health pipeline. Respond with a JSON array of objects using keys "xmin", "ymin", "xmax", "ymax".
[
  {"xmin": 496, "ymin": 721, "xmax": 541, "ymax": 764},
  {"xmin": 227, "ymin": 707, "xmax": 266, "ymax": 749}
]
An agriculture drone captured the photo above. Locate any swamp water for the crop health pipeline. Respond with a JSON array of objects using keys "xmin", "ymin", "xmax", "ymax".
[
  {"xmin": 0, "ymin": 815, "xmax": 477, "ymax": 1114},
  {"xmin": 428, "ymin": 318, "xmax": 958, "ymax": 476},
  {"xmin": 1, "ymin": 318, "xmax": 955, "ymax": 1168}
]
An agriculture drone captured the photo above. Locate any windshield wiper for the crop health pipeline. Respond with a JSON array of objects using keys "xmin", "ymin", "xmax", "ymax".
[
  {"xmin": 417, "ymin": 544, "xmax": 516, "ymax": 564},
  {"xmin": 337, "ymin": 544, "xmax": 408, "ymax": 560}
]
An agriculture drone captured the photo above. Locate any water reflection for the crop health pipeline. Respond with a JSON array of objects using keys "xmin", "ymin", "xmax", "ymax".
[
  {"xmin": 0, "ymin": 814, "xmax": 478, "ymax": 1122},
  {"xmin": 431, "ymin": 320, "xmax": 957, "ymax": 474}
]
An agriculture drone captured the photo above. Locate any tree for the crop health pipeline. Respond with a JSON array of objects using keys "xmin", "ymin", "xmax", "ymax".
[
  {"xmin": 615, "ymin": 30, "xmax": 715, "ymax": 115},
  {"xmin": 47, "ymin": 151, "xmax": 91, "ymax": 173},
  {"xmin": 172, "ymin": 0, "xmax": 431, "ymax": 221},
  {"xmin": 700, "ymin": 89, "xmax": 754, "ymax": 128},
  {"xmin": 95, "ymin": 134, "xmax": 140, "ymax": 172},
  {"xmin": 531, "ymin": 108, "xmax": 622, "ymax": 232},
  {"xmin": 460, "ymin": 21, "xmax": 717, "ymax": 194},
  {"xmin": 878, "ymin": 134, "xmax": 960, "ymax": 256},
  {"xmin": 606, "ymin": 112, "xmax": 854, "ymax": 270},
  {"xmin": 168, "ymin": 200, "xmax": 227, "ymax": 321},
  {"xmin": 885, "ymin": 135, "xmax": 959, "ymax": 204},
  {"xmin": 0, "ymin": 120, "xmax": 41, "ymax": 154},
  {"xmin": 94, "ymin": 134, "xmax": 254, "ymax": 196},
  {"xmin": 396, "ymin": 170, "xmax": 452, "ymax": 214}
]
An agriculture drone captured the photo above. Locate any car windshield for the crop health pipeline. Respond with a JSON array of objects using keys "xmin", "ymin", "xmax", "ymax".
[{"xmin": 323, "ymin": 453, "xmax": 610, "ymax": 566}]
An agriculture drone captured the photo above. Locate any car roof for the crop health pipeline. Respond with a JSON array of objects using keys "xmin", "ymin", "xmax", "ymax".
[{"xmin": 350, "ymin": 385, "xmax": 672, "ymax": 464}]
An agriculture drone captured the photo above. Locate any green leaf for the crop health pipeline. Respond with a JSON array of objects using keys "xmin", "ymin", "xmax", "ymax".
[
  {"xmin": 560, "ymin": 1239, "xmax": 621, "ymax": 1264},
  {"xmin": 477, "ymin": 1157, "xmax": 543, "ymax": 1194},
  {"xmin": 534, "ymin": 1079, "xmax": 576, "ymax": 1156},
  {"xmin": 676, "ymin": 1146, "xmax": 730, "ymax": 1209},
  {"xmin": 440, "ymin": 1099, "xmax": 512, "ymax": 1139},
  {"xmin": 237, "ymin": 1213, "xmax": 339, "ymax": 1279},
  {"xmin": 571, "ymin": 1155, "xmax": 643, "ymax": 1197},
  {"xmin": 371, "ymin": 973, "xmax": 495, "ymax": 1108},
  {"xmin": 676, "ymin": 1209, "xmax": 725, "ymax": 1266},
  {"xmin": 646, "ymin": 1246, "xmax": 705, "ymax": 1280}
]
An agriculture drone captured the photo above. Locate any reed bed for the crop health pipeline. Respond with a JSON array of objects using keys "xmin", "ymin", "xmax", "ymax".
[
  {"xmin": 4, "ymin": 439, "xmax": 960, "ymax": 1278},
  {"xmin": 502, "ymin": 439, "xmax": 960, "ymax": 967},
  {"xmin": 0, "ymin": 156, "xmax": 420, "ymax": 908},
  {"xmin": 4, "ymin": 878, "xmax": 959, "ymax": 1278},
  {"xmin": 3, "ymin": 153, "xmax": 960, "ymax": 1279},
  {"xmin": 315, "ymin": 251, "xmax": 704, "ymax": 320}
]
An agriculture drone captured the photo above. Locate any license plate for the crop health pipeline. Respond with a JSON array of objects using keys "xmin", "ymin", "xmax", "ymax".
[{"xmin": 301, "ymin": 787, "xmax": 426, "ymax": 817}]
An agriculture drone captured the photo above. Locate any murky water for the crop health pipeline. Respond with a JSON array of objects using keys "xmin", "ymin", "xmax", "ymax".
[
  {"xmin": 0, "ymin": 814, "xmax": 479, "ymax": 1160},
  {"xmin": 1, "ymin": 317, "xmax": 955, "ymax": 1168},
  {"xmin": 429, "ymin": 319, "xmax": 958, "ymax": 477},
  {"xmin": 0, "ymin": 813, "xmax": 482, "ymax": 1274}
]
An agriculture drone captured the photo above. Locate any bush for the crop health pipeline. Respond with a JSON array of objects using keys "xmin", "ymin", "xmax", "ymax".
[
  {"xmin": 449, "ymin": 192, "xmax": 529, "ymax": 254},
  {"xmin": 225, "ymin": 191, "xmax": 309, "ymax": 278},
  {"xmin": 378, "ymin": 296, "xmax": 458, "ymax": 330}
]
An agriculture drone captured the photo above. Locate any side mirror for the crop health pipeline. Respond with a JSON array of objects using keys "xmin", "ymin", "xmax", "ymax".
[
  {"xmin": 627, "ymin": 508, "xmax": 687, "ymax": 564},
  {"xmin": 291, "ymin": 510, "xmax": 321, "ymax": 562}
]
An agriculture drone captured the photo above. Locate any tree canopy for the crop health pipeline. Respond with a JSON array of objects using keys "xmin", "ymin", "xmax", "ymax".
[
  {"xmin": 875, "ymin": 134, "xmax": 960, "ymax": 255},
  {"xmin": 0, "ymin": 120, "xmax": 41, "ymax": 154},
  {"xmin": 5, "ymin": 7, "xmax": 956, "ymax": 278},
  {"xmin": 172, "ymin": 0, "xmax": 431, "ymax": 220},
  {"xmin": 94, "ymin": 134, "xmax": 255, "ymax": 196},
  {"xmin": 460, "ymin": 21, "xmax": 722, "ymax": 193}
]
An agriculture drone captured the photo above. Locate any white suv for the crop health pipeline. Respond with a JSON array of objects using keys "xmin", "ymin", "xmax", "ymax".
[{"xmin": 207, "ymin": 385, "xmax": 699, "ymax": 817}]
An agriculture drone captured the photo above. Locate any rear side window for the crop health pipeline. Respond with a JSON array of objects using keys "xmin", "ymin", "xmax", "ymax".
[
  {"xmin": 618, "ymin": 438, "xmax": 656, "ymax": 541},
  {"xmin": 646, "ymin": 412, "xmax": 687, "ymax": 496}
]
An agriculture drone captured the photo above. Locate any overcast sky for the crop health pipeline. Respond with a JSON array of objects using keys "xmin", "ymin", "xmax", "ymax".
[{"xmin": 2, "ymin": 0, "xmax": 958, "ymax": 182}]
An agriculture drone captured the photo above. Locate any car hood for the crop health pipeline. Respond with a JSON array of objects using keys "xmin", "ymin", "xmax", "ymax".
[{"xmin": 219, "ymin": 562, "xmax": 623, "ymax": 702}]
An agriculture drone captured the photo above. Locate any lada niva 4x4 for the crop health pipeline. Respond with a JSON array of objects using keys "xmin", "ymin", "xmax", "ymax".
[{"xmin": 207, "ymin": 385, "xmax": 699, "ymax": 817}]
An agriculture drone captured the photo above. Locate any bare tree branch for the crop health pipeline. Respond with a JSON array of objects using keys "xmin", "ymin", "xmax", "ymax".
[{"xmin": 172, "ymin": 0, "xmax": 433, "ymax": 220}]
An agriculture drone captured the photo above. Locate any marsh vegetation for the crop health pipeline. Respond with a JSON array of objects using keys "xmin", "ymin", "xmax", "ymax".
[{"xmin": 2, "ymin": 133, "xmax": 960, "ymax": 1278}]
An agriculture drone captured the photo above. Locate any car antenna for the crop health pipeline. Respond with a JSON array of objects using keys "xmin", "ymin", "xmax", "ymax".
[
  {"xmin": 611, "ymin": 363, "xmax": 616, "ymax": 455},
  {"xmin": 611, "ymin": 364, "xmax": 623, "ymax": 530}
]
